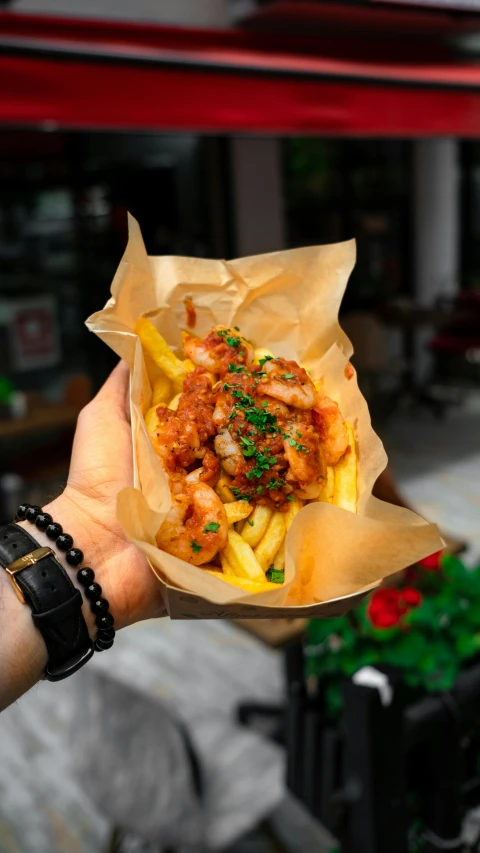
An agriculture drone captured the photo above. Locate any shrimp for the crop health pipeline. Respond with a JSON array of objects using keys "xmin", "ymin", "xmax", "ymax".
[
  {"xmin": 150, "ymin": 406, "xmax": 202, "ymax": 473},
  {"xmin": 183, "ymin": 326, "xmax": 254, "ymax": 374},
  {"xmin": 214, "ymin": 428, "xmax": 243, "ymax": 476},
  {"xmin": 257, "ymin": 358, "xmax": 318, "ymax": 410},
  {"xmin": 177, "ymin": 367, "xmax": 216, "ymax": 443},
  {"xmin": 156, "ymin": 482, "xmax": 228, "ymax": 565},
  {"xmin": 185, "ymin": 449, "xmax": 220, "ymax": 485},
  {"xmin": 283, "ymin": 423, "xmax": 325, "ymax": 497},
  {"xmin": 312, "ymin": 396, "xmax": 350, "ymax": 466}
]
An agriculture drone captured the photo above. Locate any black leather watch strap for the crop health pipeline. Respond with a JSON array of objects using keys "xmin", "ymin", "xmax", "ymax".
[{"xmin": 0, "ymin": 523, "xmax": 94, "ymax": 681}]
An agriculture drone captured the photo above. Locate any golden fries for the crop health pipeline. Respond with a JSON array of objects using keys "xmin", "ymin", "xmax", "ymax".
[
  {"xmin": 144, "ymin": 405, "xmax": 159, "ymax": 437},
  {"xmin": 254, "ymin": 511, "xmax": 286, "ymax": 571},
  {"xmin": 167, "ymin": 392, "xmax": 182, "ymax": 411},
  {"xmin": 284, "ymin": 496, "xmax": 303, "ymax": 531},
  {"xmin": 224, "ymin": 530, "xmax": 266, "ymax": 581},
  {"xmin": 135, "ymin": 318, "xmax": 189, "ymax": 392},
  {"xmin": 152, "ymin": 374, "xmax": 172, "ymax": 406},
  {"xmin": 220, "ymin": 552, "xmax": 236, "ymax": 577},
  {"xmin": 317, "ymin": 466, "xmax": 335, "ymax": 503},
  {"xmin": 272, "ymin": 541, "xmax": 285, "ymax": 572},
  {"xmin": 333, "ymin": 423, "xmax": 357, "ymax": 512},
  {"xmin": 241, "ymin": 504, "xmax": 272, "ymax": 548},
  {"xmin": 206, "ymin": 570, "xmax": 279, "ymax": 593},
  {"xmin": 215, "ymin": 472, "xmax": 236, "ymax": 504},
  {"xmin": 225, "ymin": 501, "xmax": 253, "ymax": 526}
]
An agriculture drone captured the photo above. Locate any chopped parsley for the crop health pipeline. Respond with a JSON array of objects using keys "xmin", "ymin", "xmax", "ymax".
[
  {"xmin": 203, "ymin": 522, "xmax": 220, "ymax": 534},
  {"xmin": 296, "ymin": 430, "xmax": 302, "ymax": 438},
  {"xmin": 247, "ymin": 519, "xmax": 254, "ymax": 527},
  {"xmin": 233, "ymin": 325, "xmax": 240, "ymax": 331},
  {"xmin": 232, "ymin": 488, "xmax": 251, "ymax": 501},
  {"xmin": 288, "ymin": 437, "xmax": 310, "ymax": 453},
  {"xmin": 258, "ymin": 355, "xmax": 273, "ymax": 368},
  {"xmin": 266, "ymin": 477, "xmax": 286, "ymax": 490},
  {"xmin": 257, "ymin": 485, "xmax": 264, "ymax": 493},
  {"xmin": 228, "ymin": 363, "xmax": 246, "ymax": 374},
  {"xmin": 190, "ymin": 540, "xmax": 202, "ymax": 554},
  {"xmin": 286, "ymin": 495, "xmax": 296, "ymax": 501},
  {"xmin": 245, "ymin": 450, "xmax": 278, "ymax": 480},
  {"xmin": 239, "ymin": 436, "xmax": 256, "ymax": 458},
  {"xmin": 282, "ymin": 373, "xmax": 295, "ymax": 380},
  {"xmin": 266, "ymin": 567, "xmax": 285, "ymax": 584},
  {"xmin": 217, "ymin": 329, "xmax": 241, "ymax": 348}
]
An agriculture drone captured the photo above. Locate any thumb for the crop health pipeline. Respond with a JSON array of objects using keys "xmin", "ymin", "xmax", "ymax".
[{"xmin": 92, "ymin": 359, "xmax": 131, "ymax": 422}]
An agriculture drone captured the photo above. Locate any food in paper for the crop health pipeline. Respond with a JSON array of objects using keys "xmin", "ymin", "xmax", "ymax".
[{"xmin": 137, "ymin": 317, "xmax": 358, "ymax": 594}]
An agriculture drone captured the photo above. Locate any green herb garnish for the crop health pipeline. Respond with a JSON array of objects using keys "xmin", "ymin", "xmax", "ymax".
[
  {"xmin": 190, "ymin": 540, "xmax": 202, "ymax": 554},
  {"xmin": 247, "ymin": 519, "xmax": 254, "ymax": 527},
  {"xmin": 266, "ymin": 567, "xmax": 285, "ymax": 584},
  {"xmin": 228, "ymin": 363, "xmax": 246, "ymax": 373},
  {"xmin": 282, "ymin": 373, "xmax": 295, "ymax": 380},
  {"xmin": 203, "ymin": 522, "xmax": 220, "ymax": 534},
  {"xmin": 258, "ymin": 355, "xmax": 273, "ymax": 368}
]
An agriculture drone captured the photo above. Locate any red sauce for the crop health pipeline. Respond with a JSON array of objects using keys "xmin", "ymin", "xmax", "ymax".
[{"xmin": 185, "ymin": 297, "xmax": 196, "ymax": 329}]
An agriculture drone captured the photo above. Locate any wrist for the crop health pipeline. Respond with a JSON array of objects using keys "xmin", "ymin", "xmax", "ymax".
[{"xmin": 0, "ymin": 558, "xmax": 48, "ymax": 711}]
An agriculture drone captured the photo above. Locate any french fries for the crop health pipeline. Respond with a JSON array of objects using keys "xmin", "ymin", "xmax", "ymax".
[
  {"xmin": 167, "ymin": 393, "xmax": 182, "ymax": 411},
  {"xmin": 225, "ymin": 501, "xmax": 253, "ymax": 526},
  {"xmin": 254, "ymin": 511, "xmax": 286, "ymax": 571},
  {"xmin": 206, "ymin": 570, "xmax": 279, "ymax": 593},
  {"xmin": 152, "ymin": 374, "xmax": 172, "ymax": 406},
  {"xmin": 136, "ymin": 318, "xmax": 191, "ymax": 392},
  {"xmin": 284, "ymin": 496, "xmax": 303, "ymax": 531},
  {"xmin": 333, "ymin": 423, "xmax": 357, "ymax": 512},
  {"xmin": 215, "ymin": 472, "xmax": 236, "ymax": 504},
  {"xmin": 317, "ymin": 466, "xmax": 335, "ymax": 504},
  {"xmin": 220, "ymin": 552, "xmax": 236, "ymax": 577},
  {"xmin": 241, "ymin": 504, "xmax": 272, "ymax": 548},
  {"xmin": 138, "ymin": 318, "xmax": 360, "ymax": 594},
  {"xmin": 224, "ymin": 530, "xmax": 266, "ymax": 581}
]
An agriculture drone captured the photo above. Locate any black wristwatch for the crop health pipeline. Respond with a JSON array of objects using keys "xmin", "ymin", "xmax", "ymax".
[{"xmin": 0, "ymin": 523, "xmax": 94, "ymax": 681}]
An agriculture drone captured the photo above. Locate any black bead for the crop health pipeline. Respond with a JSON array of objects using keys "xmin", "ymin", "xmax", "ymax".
[
  {"xmin": 35, "ymin": 512, "xmax": 53, "ymax": 532},
  {"xmin": 26, "ymin": 505, "xmax": 41, "ymax": 522},
  {"xmin": 97, "ymin": 627, "xmax": 115, "ymax": 642},
  {"xmin": 85, "ymin": 582, "xmax": 102, "ymax": 600},
  {"xmin": 96, "ymin": 612, "xmax": 114, "ymax": 630},
  {"xmin": 45, "ymin": 522, "xmax": 63, "ymax": 540},
  {"xmin": 56, "ymin": 533, "xmax": 73, "ymax": 551},
  {"xmin": 77, "ymin": 567, "xmax": 95, "ymax": 586},
  {"xmin": 15, "ymin": 503, "xmax": 30, "ymax": 521},
  {"xmin": 66, "ymin": 547, "xmax": 84, "ymax": 567},
  {"xmin": 95, "ymin": 636, "xmax": 114, "ymax": 651},
  {"xmin": 91, "ymin": 597, "xmax": 109, "ymax": 614}
]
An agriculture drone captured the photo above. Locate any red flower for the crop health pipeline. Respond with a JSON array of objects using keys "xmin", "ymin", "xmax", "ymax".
[
  {"xmin": 418, "ymin": 550, "xmax": 442, "ymax": 570},
  {"xmin": 400, "ymin": 586, "xmax": 422, "ymax": 607},
  {"xmin": 367, "ymin": 588, "xmax": 403, "ymax": 629},
  {"xmin": 367, "ymin": 585, "xmax": 422, "ymax": 629}
]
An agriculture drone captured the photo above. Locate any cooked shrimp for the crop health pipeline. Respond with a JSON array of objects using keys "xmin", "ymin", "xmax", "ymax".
[
  {"xmin": 183, "ymin": 326, "xmax": 254, "ymax": 374},
  {"xmin": 150, "ymin": 406, "xmax": 201, "ymax": 473},
  {"xmin": 283, "ymin": 423, "xmax": 325, "ymax": 496},
  {"xmin": 177, "ymin": 367, "xmax": 216, "ymax": 443},
  {"xmin": 214, "ymin": 427, "xmax": 243, "ymax": 476},
  {"xmin": 156, "ymin": 482, "xmax": 228, "ymax": 565},
  {"xmin": 185, "ymin": 449, "xmax": 220, "ymax": 485},
  {"xmin": 258, "ymin": 358, "xmax": 318, "ymax": 410},
  {"xmin": 312, "ymin": 397, "xmax": 350, "ymax": 466}
]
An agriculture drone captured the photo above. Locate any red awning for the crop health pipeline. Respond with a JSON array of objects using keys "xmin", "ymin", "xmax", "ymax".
[{"xmin": 3, "ymin": 11, "xmax": 480, "ymax": 135}]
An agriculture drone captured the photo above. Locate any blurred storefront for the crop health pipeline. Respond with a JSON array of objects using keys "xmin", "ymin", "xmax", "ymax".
[{"xmin": 1, "ymin": 0, "xmax": 480, "ymax": 512}]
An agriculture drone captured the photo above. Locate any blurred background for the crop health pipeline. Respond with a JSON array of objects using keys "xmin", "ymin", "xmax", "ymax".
[{"xmin": 1, "ymin": 1, "xmax": 480, "ymax": 852}]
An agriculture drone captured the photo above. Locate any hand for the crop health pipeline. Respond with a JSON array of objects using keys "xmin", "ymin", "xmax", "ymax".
[{"xmin": 46, "ymin": 360, "xmax": 167, "ymax": 631}]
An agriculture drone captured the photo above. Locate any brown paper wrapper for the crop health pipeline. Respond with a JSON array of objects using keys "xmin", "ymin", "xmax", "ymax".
[{"xmin": 86, "ymin": 214, "xmax": 443, "ymax": 619}]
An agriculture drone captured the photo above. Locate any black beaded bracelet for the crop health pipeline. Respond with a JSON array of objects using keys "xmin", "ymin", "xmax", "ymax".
[{"xmin": 15, "ymin": 503, "xmax": 115, "ymax": 653}]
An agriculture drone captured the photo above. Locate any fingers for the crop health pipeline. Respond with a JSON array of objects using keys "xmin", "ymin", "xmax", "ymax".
[{"xmin": 93, "ymin": 360, "xmax": 131, "ymax": 422}]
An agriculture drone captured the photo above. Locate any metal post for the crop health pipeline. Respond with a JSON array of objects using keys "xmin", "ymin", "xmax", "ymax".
[{"xmin": 341, "ymin": 679, "xmax": 408, "ymax": 853}]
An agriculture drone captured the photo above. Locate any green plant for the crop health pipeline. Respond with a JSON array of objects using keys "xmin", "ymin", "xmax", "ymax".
[{"xmin": 306, "ymin": 552, "xmax": 480, "ymax": 718}]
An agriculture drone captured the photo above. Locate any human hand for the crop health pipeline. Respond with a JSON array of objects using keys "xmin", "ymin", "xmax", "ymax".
[{"xmin": 44, "ymin": 361, "xmax": 167, "ymax": 632}]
